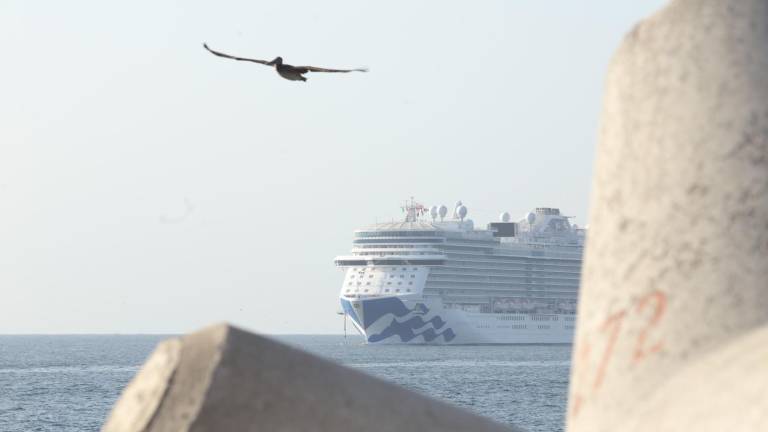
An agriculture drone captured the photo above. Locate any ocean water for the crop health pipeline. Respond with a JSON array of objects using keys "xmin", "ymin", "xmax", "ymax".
[{"xmin": 0, "ymin": 335, "xmax": 571, "ymax": 432}]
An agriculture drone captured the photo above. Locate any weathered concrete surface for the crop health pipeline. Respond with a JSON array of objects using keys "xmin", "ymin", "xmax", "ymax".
[
  {"xmin": 103, "ymin": 323, "xmax": 518, "ymax": 432},
  {"xmin": 567, "ymin": 0, "xmax": 768, "ymax": 431},
  {"xmin": 622, "ymin": 324, "xmax": 768, "ymax": 431}
]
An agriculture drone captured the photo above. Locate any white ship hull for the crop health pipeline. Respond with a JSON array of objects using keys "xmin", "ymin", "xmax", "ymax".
[{"xmin": 341, "ymin": 296, "xmax": 575, "ymax": 344}]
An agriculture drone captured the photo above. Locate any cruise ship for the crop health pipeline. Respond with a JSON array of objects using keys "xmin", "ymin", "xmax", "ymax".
[{"xmin": 335, "ymin": 199, "xmax": 585, "ymax": 344}]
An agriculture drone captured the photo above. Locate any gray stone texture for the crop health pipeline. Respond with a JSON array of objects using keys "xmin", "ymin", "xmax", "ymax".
[
  {"xmin": 567, "ymin": 0, "xmax": 768, "ymax": 431},
  {"xmin": 103, "ymin": 323, "xmax": 517, "ymax": 432}
]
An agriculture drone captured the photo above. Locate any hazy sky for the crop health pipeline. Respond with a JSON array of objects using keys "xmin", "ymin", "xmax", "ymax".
[{"xmin": 1, "ymin": 1, "xmax": 666, "ymax": 334}]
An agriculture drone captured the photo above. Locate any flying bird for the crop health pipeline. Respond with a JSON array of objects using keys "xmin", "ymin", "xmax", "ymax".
[{"xmin": 203, "ymin": 43, "xmax": 368, "ymax": 82}]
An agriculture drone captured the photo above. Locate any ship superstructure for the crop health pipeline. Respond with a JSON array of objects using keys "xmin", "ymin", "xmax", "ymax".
[{"xmin": 335, "ymin": 199, "xmax": 585, "ymax": 344}]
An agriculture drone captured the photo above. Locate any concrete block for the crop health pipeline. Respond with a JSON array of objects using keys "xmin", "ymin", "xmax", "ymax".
[
  {"xmin": 567, "ymin": 0, "xmax": 768, "ymax": 431},
  {"xmin": 103, "ymin": 323, "xmax": 518, "ymax": 432}
]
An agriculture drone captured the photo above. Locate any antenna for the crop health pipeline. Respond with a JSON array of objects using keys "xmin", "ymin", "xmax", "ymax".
[{"xmin": 403, "ymin": 197, "xmax": 426, "ymax": 222}]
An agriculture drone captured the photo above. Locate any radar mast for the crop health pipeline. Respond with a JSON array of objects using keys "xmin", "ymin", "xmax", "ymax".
[{"xmin": 402, "ymin": 197, "xmax": 427, "ymax": 222}]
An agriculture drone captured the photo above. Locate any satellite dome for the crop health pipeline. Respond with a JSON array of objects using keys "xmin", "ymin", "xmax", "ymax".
[
  {"xmin": 457, "ymin": 205, "xmax": 468, "ymax": 220},
  {"xmin": 526, "ymin": 212, "xmax": 536, "ymax": 225},
  {"xmin": 429, "ymin": 205, "xmax": 439, "ymax": 220},
  {"xmin": 438, "ymin": 205, "xmax": 448, "ymax": 220},
  {"xmin": 500, "ymin": 212, "xmax": 511, "ymax": 223}
]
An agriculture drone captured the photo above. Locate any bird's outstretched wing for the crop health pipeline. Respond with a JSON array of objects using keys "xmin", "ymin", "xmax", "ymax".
[
  {"xmin": 203, "ymin": 43, "xmax": 271, "ymax": 66},
  {"xmin": 295, "ymin": 65, "xmax": 369, "ymax": 73}
]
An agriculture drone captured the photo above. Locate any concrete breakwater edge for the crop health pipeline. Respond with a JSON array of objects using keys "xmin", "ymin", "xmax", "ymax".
[
  {"xmin": 101, "ymin": 324, "xmax": 517, "ymax": 432},
  {"xmin": 103, "ymin": 0, "xmax": 768, "ymax": 430}
]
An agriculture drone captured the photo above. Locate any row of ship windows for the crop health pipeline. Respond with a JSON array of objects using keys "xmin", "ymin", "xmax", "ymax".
[
  {"xmin": 432, "ymin": 271, "xmax": 579, "ymax": 278},
  {"xmin": 355, "ymin": 231, "xmax": 441, "ymax": 237},
  {"xmin": 349, "ymin": 274, "xmax": 417, "ymax": 279},
  {"xmin": 496, "ymin": 316, "xmax": 526, "ymax": 321},
  {"xmin": 445, "ymin": 259, "xmax": 580, "ymax": 268},
  {"xmin": 347, "ymin": 281, "xmax": 415, "ymax": 286},
  {"xmin": 429, "ymin": 271, "xmax": 578, "ymax": 278},
  {"xmin": 474, "ymin": 325, "xmax": 553, "ymax": 329},
  {"xmin": 450, "ymin": 264, "xmax": 582, "ymax": 271},
  {"xmin": 352, "ymin": 267, "xmax": 419, "ymax": 272},
  {"xmin": 427, "ymin": 277, "xmax": 579, "ymax": 283},
  {"xmin": 356, "ymin": 245, "xmax": 423, "ymax": 249},
  {"xmin": 356, "ymin": 252, "xmax": 433, "ymax": 256},
  {"xmin": 353, "ymin": 239, "xmax": 442, "ymax": 244},
  {"xmin": 435, "ymin": 268, "xmax": 580, "ymax": 277},
  {"xmin": 425, "ymin": 289, "xmax": 577, "ymax": 298},
  {"xmin": 427, "ymin": 273, "xmax": 579, "ymax": 280},
  {"xmin": 446, "ymin": 251, "xmax": 580, "ymax": 261},
  {"xmin": 432, "ymin": 267, "xmax": 580, "ymax": 274},
  {"xmin": 426, "ymin": 279, "xmax": 579, "ymax": 287},
  {"xmin": 474, "ymin": 324, "xmax": 577, "ymax": 330},
  {"xmin": 345, "ymin": 288, "xmax": 412, "ymax": 293},
  {"xmin": 424, "ymin": 286, "xmax": 578, "ymax": 295}
]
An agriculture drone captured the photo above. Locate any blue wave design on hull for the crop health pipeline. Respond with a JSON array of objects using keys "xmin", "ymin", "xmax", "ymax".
[
  {"xmin": 362, "ymin": 297, "xmax": 456, "ymax": 343},
  {"xmin": 362, "ymin": 297, "xmax": 428, "ymax": 328},
  {"xmin": 369, "ymin": 317, "xmax": 456, "ymax": 343}
]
